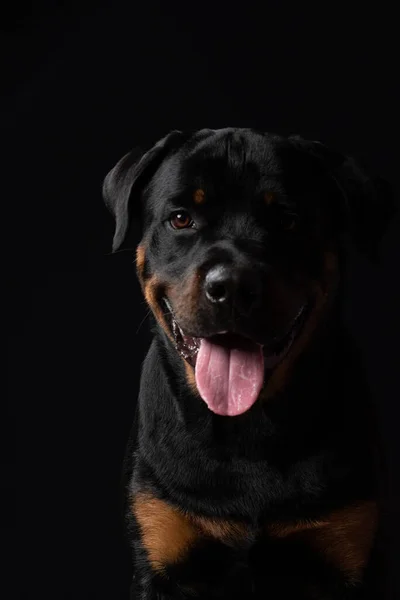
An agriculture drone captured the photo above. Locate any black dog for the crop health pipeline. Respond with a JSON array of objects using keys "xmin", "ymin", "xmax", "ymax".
[{"xmin": 103, "ymin": 128, "xmax": 394, "ymax": 599}]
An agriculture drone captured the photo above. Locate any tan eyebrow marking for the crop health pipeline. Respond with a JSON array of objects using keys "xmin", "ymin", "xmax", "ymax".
[
  {"xmin": 264, "ymin": 191, "xmax": 275, "ymax": 206},
  {"xmin": 193, "ymin": 189, "xmax": 206, "ymax": 204}
]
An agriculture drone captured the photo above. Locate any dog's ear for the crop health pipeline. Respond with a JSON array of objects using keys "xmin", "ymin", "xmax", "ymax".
[
  {"xmin": 103, "ymin": 130, "xmax": 187, "ymax": 252},
  {"xmin": 289, "ymin": 135, "xmax": 396, "ymax": 260}
]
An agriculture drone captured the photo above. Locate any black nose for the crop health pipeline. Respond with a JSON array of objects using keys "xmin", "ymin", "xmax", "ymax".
[
  {"xmin": 204, "ymin": 265, "xmax": 261, "ymax": 315},
  {"xmin": 204, "ymin": 265, "xmax": 233, "ymax": 304}
]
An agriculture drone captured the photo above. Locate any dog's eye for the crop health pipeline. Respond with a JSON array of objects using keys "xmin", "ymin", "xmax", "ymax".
[
  {"xmin": 280, "ymin": 213, "xmax": 298, "ymax": 231},
  {"xmin": 169, "ymin": 211, "xmax": 194, "ymax": 230}
]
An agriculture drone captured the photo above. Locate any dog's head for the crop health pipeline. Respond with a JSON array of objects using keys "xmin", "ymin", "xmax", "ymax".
[{"xmin": 103, "ymin": 128, "xmax": 395, "ymax": 416}]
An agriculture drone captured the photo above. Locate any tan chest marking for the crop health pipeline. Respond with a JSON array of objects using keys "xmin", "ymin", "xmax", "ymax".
[
  {"xmin": 132, "ymin": 492, "xmax": 250, "ymax": 572},
  {"xmin": 267, "ymin": 501, "xmax": 378, "ymax": 582}
]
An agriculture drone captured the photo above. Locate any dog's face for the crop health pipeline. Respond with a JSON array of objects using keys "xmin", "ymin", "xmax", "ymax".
[{"xmin": 104, "ymin": 128, "xmax": 394, "ymax": 416}]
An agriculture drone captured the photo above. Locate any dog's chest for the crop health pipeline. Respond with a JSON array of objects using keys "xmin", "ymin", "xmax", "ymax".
[{"xmin": 132, "ymin": 491, "xmax": 377, "ymax": 597}]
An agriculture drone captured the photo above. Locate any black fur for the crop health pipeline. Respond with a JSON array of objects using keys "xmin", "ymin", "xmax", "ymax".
[{"xmin": 104, "ymin": 128, "xmax": 394, "ymax": 599}]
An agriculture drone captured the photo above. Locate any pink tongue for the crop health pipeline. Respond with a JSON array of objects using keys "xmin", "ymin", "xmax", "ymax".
[{"xmin": 195, "ymin": 337, "xmax": 264, "ymax": 416}]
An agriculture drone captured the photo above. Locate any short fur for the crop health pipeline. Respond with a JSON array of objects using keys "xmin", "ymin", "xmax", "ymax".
[{"xmin": 103, "ymin": 128, "xmax": 395, "ymax": 599}]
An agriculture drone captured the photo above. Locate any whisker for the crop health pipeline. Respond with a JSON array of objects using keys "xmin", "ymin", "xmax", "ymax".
[
  {"xmin": 103, "ymin": 247, "xmax": 136, "ymax": 257},
  {"xmin": 136, "ymin": 309, "xmax": 152, "ymax": 335}
]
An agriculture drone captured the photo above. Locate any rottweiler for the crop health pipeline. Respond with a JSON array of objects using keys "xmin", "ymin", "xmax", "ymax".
[{"xmin": 103, "ymin": 128, "xmax": 395, "ymax": 599}]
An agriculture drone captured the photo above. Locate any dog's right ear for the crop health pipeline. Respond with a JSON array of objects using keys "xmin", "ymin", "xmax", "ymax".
[{"xmin": 103, "ymin": 130, "xmax": 186, "ymax": 252}]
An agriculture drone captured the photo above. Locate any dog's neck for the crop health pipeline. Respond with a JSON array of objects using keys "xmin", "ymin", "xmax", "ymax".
[{"xmin": 137, "ymin": 299, "xmax": 375, "ymax": 518}]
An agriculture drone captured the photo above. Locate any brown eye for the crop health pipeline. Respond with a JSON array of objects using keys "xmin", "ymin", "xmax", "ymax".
[{"xmin": 170, "ymin": 211, "xmax": 194, "ymax": 229}]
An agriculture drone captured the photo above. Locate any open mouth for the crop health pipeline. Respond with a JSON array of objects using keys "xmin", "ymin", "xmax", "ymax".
[
  {"xmin": 163, "ymin": 298, "xmax": 310, "ymax": 417},
  {"xmin": 164, "ymin": 298, "xmax": 309, "ymax": 369}
]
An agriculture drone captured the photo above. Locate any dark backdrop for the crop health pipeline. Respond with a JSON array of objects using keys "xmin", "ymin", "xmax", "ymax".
[{"xmin": 5, "ymin": 2, "xmax": 400, "ymax": 598}]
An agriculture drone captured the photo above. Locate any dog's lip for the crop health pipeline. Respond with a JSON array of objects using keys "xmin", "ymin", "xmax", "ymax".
[
  {"xmin": 265, "ymin": 302, "xmax": 309, "ymax": 349},
  {"xmin": 162, "ymin": 297, "xmax": 310, "ymax": 368}
]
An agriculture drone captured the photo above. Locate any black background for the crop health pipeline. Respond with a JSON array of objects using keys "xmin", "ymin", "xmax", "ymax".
[{"xmin": 5, "ymin": 2, "xmax": 400, "ymax": 598}]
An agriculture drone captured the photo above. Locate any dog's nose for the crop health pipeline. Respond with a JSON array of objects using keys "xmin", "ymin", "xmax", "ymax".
[
  {"xmin": 205, "ymin": 265, "xmax": 234, "ymax": 304},
  {"xmin": 204, "ymin": 265, "xmax": 261, "ymax": 315}
]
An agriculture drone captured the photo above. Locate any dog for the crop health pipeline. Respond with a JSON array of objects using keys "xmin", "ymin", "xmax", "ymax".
[{"xmin": 103, "ymin": 128, "xmax": 394, "ymax": 599}]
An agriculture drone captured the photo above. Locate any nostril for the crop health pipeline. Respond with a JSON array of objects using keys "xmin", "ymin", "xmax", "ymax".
[
  {"xmin": 206, "ymin": 281, "xmax": 228, "ymax": 303},
  {"xmin": 236, "ymin": 286, "xmax": 259, "ymax": 314}
]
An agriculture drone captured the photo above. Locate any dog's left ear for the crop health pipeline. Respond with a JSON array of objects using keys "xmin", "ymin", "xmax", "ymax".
[
  {"xmin": 289, "ymin": 136, "xmax": 396, "ymax": 260},
  {"xmin": 103, "ymin": 130, "xmax": 187, "ymax": 252}
]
